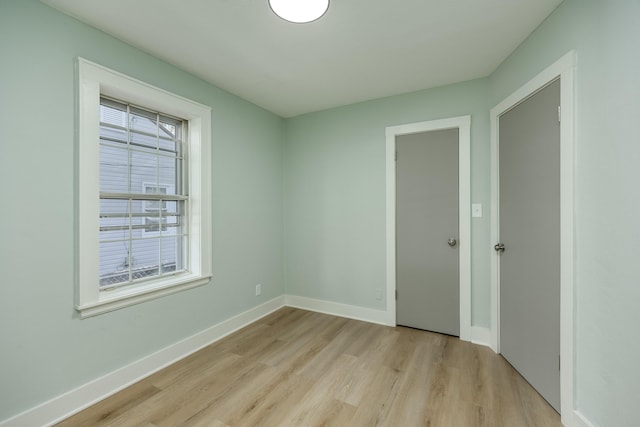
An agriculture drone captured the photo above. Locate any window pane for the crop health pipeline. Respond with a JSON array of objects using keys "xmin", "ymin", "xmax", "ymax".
[
  {"xmin": 160, "ymin": 119, "xmax": 176, "ymax": 139},
  {"xmin": 131, "ymin": 199, "xmax": 147, "ymax": 234},
  {"xmin": 100, "ymin": 199, "xmax": 130, "ymax": 241},
  {"xmin": 146, "ymin": 200, "xmax": 162, "ymax": 211},
  {"xmin": 100, "ymin": 145, "xmax": 129, "ymax": 192},
  {"xmin": 100, "ymin": 241, "xmax": 130, "ymax": 286},
  {"xmin": 100, "ymin": 198, "xmax": 128, "ymax": 214},
  {"xmin": 159, "ymin": 156, "xmax": 177, "ymax": 194},
  {"xmin": 100, "ymin": 218, "xmax": 130, "ymax": 241},
  {"xmin": 159, "ymin": 137, "xmax": 177, "ymax": 153},
  {"xmin": 130, "ymin": 130, "xmax": 157, "ymax": 149},
  {"xmin": 100, "ymin": 125, "xmax": 127, "ymax": 145},
  {"xmin": 129, "ymin": 107, "xmax": 158, "ymax": 135},
  {"xmin": 132, "ymin": 237, "xmax": 160, "ymax": 280},
  {"xmin": 162, "ymin": 200, "xmax": 181, "ymax": 236},
  {"xmin": 161, "ymin": 236, "xmax": 184, "ymax": 273},
  {"xmin": 100, "ymin": 103, "xmax": 126, "ymax": 128},
  {"xmin": 130, "ymin": 150, "xmax": 159, "ymax": 191},
  {"xmin": 144, "ymin": 185, "xmax": 167, "ymax": 195},
  {"xmin": 144, "ymin": 217, "xmax": 163, "ymax": 233},
  {"xmin": 159, "ymin": 120, "xmax": 176, "ymax": 138}
]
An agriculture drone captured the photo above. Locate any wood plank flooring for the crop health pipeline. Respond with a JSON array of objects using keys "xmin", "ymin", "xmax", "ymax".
[{"xmin": 57, "ymin": 308, "xmax": 561, "ymax": 426}]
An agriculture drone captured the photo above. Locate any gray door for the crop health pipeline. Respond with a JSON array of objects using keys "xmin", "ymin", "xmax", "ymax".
[
  {"xmin": 396, "ymin": 129, "xmax": 459, "ymax": 336},
  {"xmin": 498, "ymin": 79, "xmax": 561, "ymax": 412}
]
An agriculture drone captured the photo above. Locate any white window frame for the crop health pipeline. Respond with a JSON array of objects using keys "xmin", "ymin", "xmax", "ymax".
[{"xmin": 78, "ymin": 58, "xmax": 212, "ymax": 318}]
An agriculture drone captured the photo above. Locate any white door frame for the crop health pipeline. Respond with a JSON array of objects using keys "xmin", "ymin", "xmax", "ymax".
[
  {"xmin": 385, "ymin": 116, "xmax": 471, "ymax": 341},
  {"xmin": 490, "ymin": 51, "xmax": 575, "ymax": 423}
]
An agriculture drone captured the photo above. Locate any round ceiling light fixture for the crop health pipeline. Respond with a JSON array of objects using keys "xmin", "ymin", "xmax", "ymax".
[{"xmin": 269, "ymin": 0, "xmax": 329, "ymax": 24}]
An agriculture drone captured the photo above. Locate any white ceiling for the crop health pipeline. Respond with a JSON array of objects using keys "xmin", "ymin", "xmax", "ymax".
[{"xmin": 43, "ymin": 0, "xmax": 563, "ymax": 117}]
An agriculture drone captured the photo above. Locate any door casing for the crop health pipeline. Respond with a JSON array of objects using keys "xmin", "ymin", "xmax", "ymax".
[
  {"xmin": 490, "ymin": 51, "xmax": 575, "ymax": 423},
  {"xmin": 385, "ymin": 116, "xmax": 471, "ymax": 342}
]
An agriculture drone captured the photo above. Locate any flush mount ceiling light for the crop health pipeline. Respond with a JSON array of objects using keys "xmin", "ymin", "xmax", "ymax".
[{"xmin": 269, "ymin": 0, "xmax": 330, "ymax": 23}]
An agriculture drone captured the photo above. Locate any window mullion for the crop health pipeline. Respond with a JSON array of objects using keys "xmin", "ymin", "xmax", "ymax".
[
  {"xmin": 156, "ymin": 112, "xmax": 161, "ymax": 191},
  {"xmin": 100, "ymin": 192, "xmax": 187, "ymax": 201},
  {"xmin": 158, "ymin": 198, "xmax": 162, "ymax": 274},
  {"xmin": 128, "ymin": 198, "xmax": 133, "ymax": 283},
  {"xmin": 126, "ymin": 104, "xmax": 132, "ymax": 194}
]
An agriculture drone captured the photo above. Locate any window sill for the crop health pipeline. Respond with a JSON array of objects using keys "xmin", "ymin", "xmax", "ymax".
[{"xmin": 76, "ymin": 273, "xmax": 212, "ymax": 318}]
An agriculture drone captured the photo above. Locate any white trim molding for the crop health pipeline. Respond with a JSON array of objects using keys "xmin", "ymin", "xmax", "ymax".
[
  {"xmin": 573, "ymin": 411, "xmax": 597, "ymax": 427},
  {"xmin": 285, "ymin": 295, "xmax": 389, "ymax": 325},
  {"xmin": 0, "ymin": 297, "xmax": 286, "ymax": 427},
  {"xmin": 470, "ymin": 326, "xmax": 491, "ymax": 348},
  {"xmin": 489, "ymin": 50, "xmax": 576, "ymax": 425},
  {"xmin": 385, "ymin": 116, "xmax": 472, "ymax": 340}
]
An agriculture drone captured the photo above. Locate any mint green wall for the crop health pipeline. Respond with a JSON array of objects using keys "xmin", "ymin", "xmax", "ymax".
[
  {"xmin": 284, "ymin": 80, "xmax": 491, "ymax": 323},
  {"xmin": 490, "ymin": 1, "xmax": 640, "ymax": 425},
  {"xmin": 0, "ymin": 1, "xmax": 284, "ymax": 420}
]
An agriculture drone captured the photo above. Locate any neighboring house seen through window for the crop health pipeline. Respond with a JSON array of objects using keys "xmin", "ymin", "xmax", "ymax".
[
  {"xmin": 78, "ymin": 58, "xmax": 212, "ymax": 318},
  {"xmin": 143, "ymin": 184, "xmax": 170, "ymax": 233}
]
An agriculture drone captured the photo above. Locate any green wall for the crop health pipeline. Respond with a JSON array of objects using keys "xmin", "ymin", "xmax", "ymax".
[
  {"xmin": 489, "ymin": 1, "xmax": 640, "ymax": 425},
  {"xmin": 0, "ymin": 0, "xmax": 284, "ymax": 420},
  {"xmin": 284, "ymin": 80, "xmax": 491, "ymax": 323}
]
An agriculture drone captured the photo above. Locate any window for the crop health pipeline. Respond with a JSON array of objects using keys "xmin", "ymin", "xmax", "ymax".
[
  {"xmin": 99, "ymin": 98, "xmax": 184, "ymax": 287},
  {"xmin": 78, "ymin": 58, "xmax": 212, "ymax": 318}
]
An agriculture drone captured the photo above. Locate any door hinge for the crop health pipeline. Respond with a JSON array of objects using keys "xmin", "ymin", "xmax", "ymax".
[
  {"xmin": 395, "ymin": 150, "xmax": 398, "ymax": 161},
  {"xmin": 395, "ymin": 290, "xmax": 398, "ymax": 300},
  {"xmin": 558, "ymin": 106, "xmax": 561, "ymax": 123},
  {"xmin": 558, "ymin": 354, "xmax": 561, "ymax": 371}
]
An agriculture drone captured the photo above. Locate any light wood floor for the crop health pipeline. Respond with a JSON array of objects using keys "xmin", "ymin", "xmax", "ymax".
[{"xmin": 57, "ymin": 308, "xmax": 561, "ymax": 426}]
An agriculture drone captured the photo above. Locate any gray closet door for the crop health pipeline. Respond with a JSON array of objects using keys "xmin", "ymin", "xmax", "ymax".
[
  {"xmin": 396, "ymin": 129, "xmax": 459, "ymax": 336},
  {"xmin": 498, "ymin": 79, "xmax": 561, "ymax": 412}
]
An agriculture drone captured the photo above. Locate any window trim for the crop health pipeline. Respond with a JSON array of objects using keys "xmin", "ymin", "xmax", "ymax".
[{"xmin": 78, "ymin": 58, "xmax": 212, "ymax": 318}]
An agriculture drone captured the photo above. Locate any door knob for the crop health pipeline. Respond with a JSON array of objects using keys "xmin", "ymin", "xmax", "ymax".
[
  {"xmin": 494, "ymin": 243, "xmax": 505, "ymax": 253},
  {"xmin": 448, "ymin": 238, "xmax": 457, "ymax": 247}
]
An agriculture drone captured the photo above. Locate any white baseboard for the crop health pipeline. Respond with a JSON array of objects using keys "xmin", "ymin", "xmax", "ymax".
[
  {"xmin": 0, "ymin": 296, "xmax": 285, "ymax": 427},
  {"xmin": 285, "ymin": 294, "xmax": 390, "ymax": 326},
  {"xmin": 572, "ymin": 410, "xmax": 596, "ymax": 427},
  {"xmin": 470, "ymin": 326, "xmax": 491, "ymax": 348}
]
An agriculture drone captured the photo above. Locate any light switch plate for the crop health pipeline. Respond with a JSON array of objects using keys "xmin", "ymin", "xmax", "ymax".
[{"xmin": 472, "ymin": 203, "xmax": 483, "ymax": 218}]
